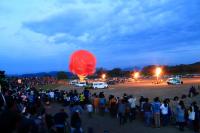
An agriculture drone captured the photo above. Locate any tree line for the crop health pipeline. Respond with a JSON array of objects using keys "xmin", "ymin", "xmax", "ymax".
[
  {"xmin": 142, "ymin": 62, "xmax": 200, "ymax": 76},
  {"xmin": 1, "ymin": 62, "xmax": 199, "ymax": 80},
  {"xmin": 56, "ymin": 62, "xmax": 200, "ymax": 79},
  {"xmin": 97, "ymin": 62, "xmax": 200, "ymax": 78}
]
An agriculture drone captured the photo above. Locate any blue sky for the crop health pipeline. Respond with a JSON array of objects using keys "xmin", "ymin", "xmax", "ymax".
[{"xmin": 0, "ymin": 0, "xmax": 200, "ymax": 74}]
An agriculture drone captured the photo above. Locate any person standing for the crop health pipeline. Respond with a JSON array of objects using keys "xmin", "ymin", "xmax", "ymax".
[
  {"xmin": 86, "ymin": 101, "xmax": 93, "ymax": 118},
  {"xmin": 152, "ymin": 97, "xmax": 161, "ymax": 128},
  {"xmin": 79, "ymin": 93, "xmax": 85, "ymax": 109},
  {"xmin": 128, "ymin": 95, "xmax": 137, "ymax": 121},
  {"xmin": 171, "ymin": 96, "xmax": 179, "ymax": 125},
  {"xmin": 118, "ymin": 99, "xmax": 126, "ymax": 125},
  {"xmin": 188, "ymin": 103, "xmax": 195, "ymax": 130},
  {"xmin": 109, "ymin": 95, "xmax": 117, "ymax": 118},
  {"xmin": 93, "ymin": 94, "xmax": 99, "ymax": 113},
  {"xmin": 54, "ymin": 108, "xmax": 69, "ymax": 133},
  {"xmin": 176, "ymin": 101, "xmax": 186, "ymax": 131},
  {"xmin": 160, "ymin": 100, "xmax": 169, "ymax": 126},
  {"xmin": 143, "ymin": 98, "xmax": 152, "ymax": 127},
  {"xmin": 49, "ymin": 91, "xmax": 55, "ymax": 102},
  {"xmin": 99, "ymin": 93, "xmax": 106, "ymax": 116},
  {"xmin": 70, "ymin": 111, "xmax": 83, "ymax": 133},
  {"xmin": 139, "ymin": 96, "xmax": 145, "ymax": 120},
  {"xmin": 189, "ymin": 101, "xmax": 199, "ymax": 132}
]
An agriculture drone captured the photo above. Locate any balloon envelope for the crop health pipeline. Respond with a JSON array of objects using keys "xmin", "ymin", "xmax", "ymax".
[{"xmin": 69, "ymin": 50, "xmax": 96, "ymax": 77}]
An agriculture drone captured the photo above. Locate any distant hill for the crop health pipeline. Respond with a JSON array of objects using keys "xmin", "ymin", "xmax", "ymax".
[
  {"xmin": 9, "ymin": 71, "xmax": 74, "ymax": 78},
  {"xmin": 191, "ymin": 62, "xmax": 200, "ymax": 66}
]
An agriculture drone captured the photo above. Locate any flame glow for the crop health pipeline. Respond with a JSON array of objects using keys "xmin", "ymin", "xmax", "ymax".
[
  {"xmin": 134, "ymin": 72, "xmax": 140, "ymax": 80},
  {"xmin": 155, "ymin": 67, "xmax": 162, "ymax": 78},
  {"xmin": 102, "ymin": 74, "xmax": 106, "ymax": 80},
  {"xmin": 78, "ymin": 75, "xmax": 85, "ymax": 82}
]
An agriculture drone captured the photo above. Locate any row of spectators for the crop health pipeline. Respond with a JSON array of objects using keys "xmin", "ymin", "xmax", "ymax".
[
  {"xmin": 24, "ymin": 86, "xmax": 200, "ymax": 132},
  {"xmin": 8, "ymin": 77, "xmax": 57, "ymax": 89},
  {"xmin": 40, "ymin": 87, "xmax": 200, "ymax": 132}
]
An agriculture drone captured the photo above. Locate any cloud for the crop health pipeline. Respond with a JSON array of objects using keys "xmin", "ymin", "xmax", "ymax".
[
  {"xmin": 0, "ymin": 0, "xmax": 200, "ymax": 74},
  {"xmin": 24, "ymin": 0, "xmax": 176, "ymax": 36}
]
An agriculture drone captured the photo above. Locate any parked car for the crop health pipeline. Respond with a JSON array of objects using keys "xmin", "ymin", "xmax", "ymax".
[
  {"xmin": 92, "ymin": 82, "xmax": 108, "ymax": 89},
  {"xmin": 75, "ymin": 82, "xmax": 87, "ymax": 87},
  {"xmin": 167, "ymin": 78, "xmax": 183, "ymax": 85}
]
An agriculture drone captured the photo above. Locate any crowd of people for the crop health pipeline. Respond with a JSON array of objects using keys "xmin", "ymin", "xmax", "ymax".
[
  {"xmin": 8, "ymin": 77, "xmax": 57, "ymax": 87},
  {"xmin": 0, "ymin": 77, "xmax": 200, "ymax": 133}
]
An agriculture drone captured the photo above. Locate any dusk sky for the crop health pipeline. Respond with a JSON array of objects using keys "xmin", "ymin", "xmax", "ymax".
[{"xmin": 0, "ymin": 0, "xmax": 200, "ymax": 74}]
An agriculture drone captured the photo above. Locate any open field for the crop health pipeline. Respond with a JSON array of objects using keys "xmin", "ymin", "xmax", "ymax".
[
  {"xmin": 53, "ymin": 78, "xmax": 200, "ymax": 101},
  {"xmin": 44, "ymin": 78, "xmax": 200, "ymax": 133}
]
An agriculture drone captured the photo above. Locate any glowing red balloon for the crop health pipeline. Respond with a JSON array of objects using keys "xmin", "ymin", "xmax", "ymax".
[{"xmin": 69, "ymin": 50, "xmax": 96, "ymax": 77}]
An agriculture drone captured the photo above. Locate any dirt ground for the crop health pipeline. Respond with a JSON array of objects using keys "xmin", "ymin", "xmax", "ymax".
[
  {"xmin": 44, "ymin": 78, "xmax": 200, "ymax": 133},
  {"xmin": 55, "ymin": 78, "xmax": 200, "ymax": 101}
]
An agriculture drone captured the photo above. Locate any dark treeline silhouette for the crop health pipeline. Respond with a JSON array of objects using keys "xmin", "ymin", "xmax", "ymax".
[
  {"xmin": 97, "ymin": 62, "xmax": 200, "ymax": 78},
  {"xmin": 142, "ymin": 62, "xmax": 200, "ymax": 76},
  {"xmin": 166, "ymin": 62, "xmax": 200, "ymax": 75},
  {"xmin": 95, "ymin": 68, "xmax": 131, "ymax": 78}
]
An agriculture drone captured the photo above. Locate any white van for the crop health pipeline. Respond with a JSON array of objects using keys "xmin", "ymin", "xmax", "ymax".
[
  {"xmin": 92, "ymin": 82, "xmax": 108, "ymax": 89},
  {"xmin": 75, "ymin": 82, "xmax": 87, "ymax": 87}
]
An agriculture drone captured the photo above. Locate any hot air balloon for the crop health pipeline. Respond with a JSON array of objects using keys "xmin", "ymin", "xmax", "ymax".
[{"xmin": 69, "ymin": 50, "xmax": 96, "ymax": 81}]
